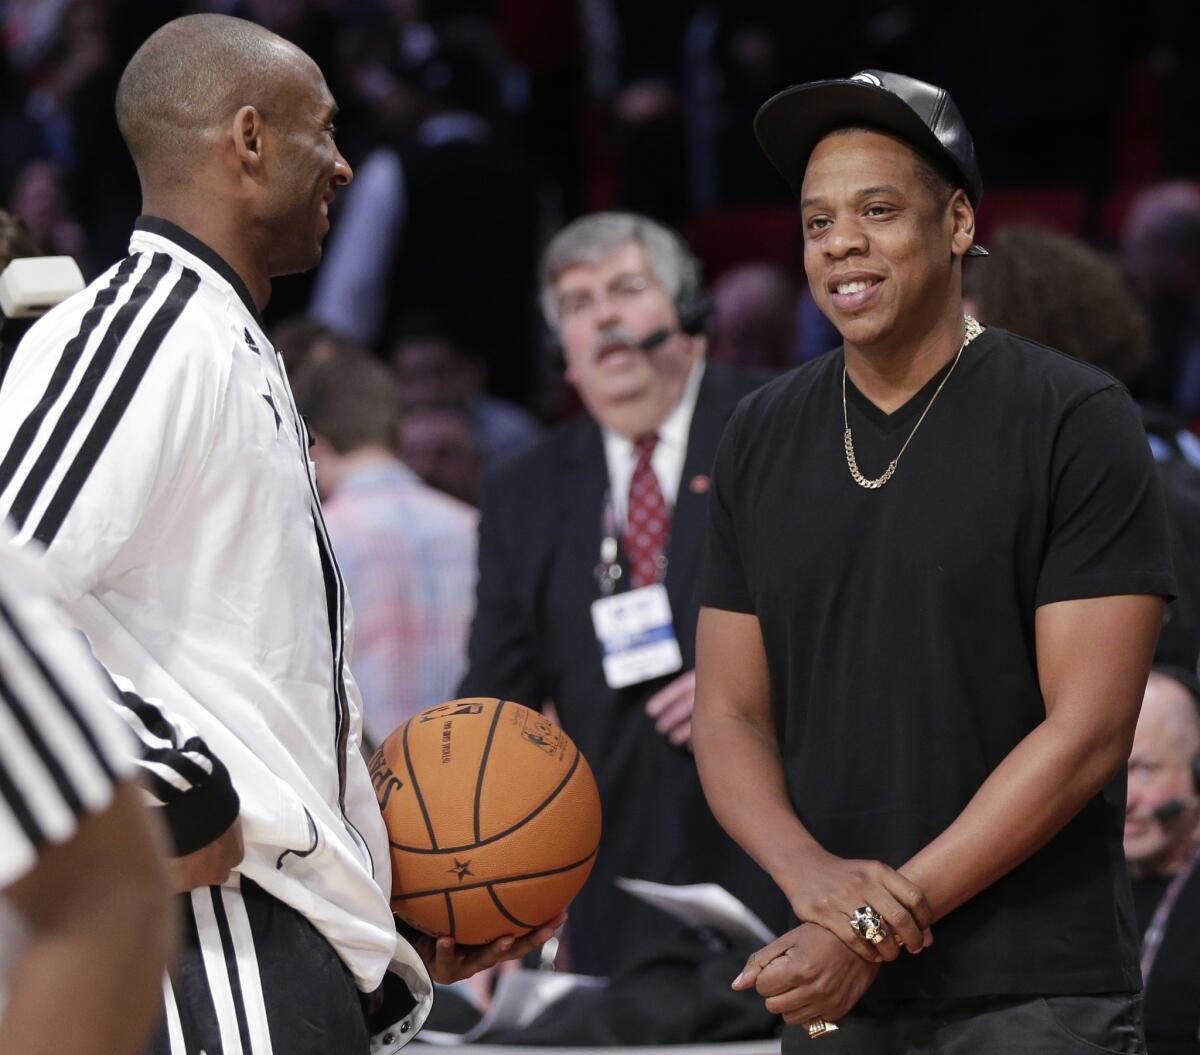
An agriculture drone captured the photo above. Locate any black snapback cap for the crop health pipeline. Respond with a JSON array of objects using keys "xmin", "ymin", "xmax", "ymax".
[{"xmin": 755, "ymin": 70, "xmax": 987, "ymax": 257}]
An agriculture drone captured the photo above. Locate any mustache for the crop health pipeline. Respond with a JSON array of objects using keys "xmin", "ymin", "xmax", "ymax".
[{"xmin": 591, "ymin": 326, "xmax": 641, "ymax": 362}]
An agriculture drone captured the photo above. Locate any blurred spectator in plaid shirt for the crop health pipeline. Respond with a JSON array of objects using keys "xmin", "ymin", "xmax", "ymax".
[{"xmin": 289, "ymin": 339, "xmax": 477, "ymax": 744}]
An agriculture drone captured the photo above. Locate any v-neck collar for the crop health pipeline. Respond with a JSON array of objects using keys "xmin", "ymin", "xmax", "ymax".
[{"xmin": 843, "ymin": 337, "xmax": 979, "ymax": 436}]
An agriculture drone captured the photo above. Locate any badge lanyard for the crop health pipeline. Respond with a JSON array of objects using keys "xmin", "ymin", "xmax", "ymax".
[
  {"xmin": 589, "ymin": 491, "xmax": 682, "ymax": 689},
  {"xmin": 594, "ymin": 491, "xmax": 622, "ymax": 596},
  {"xmin": 593, "ymin": 489, "xmax": 670, "ymax": 596}
]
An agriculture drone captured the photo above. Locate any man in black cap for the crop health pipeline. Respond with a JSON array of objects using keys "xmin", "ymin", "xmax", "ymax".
[{"xmin": 692, "ymin": 70, "xmax": 1176, "ymax": 1052}]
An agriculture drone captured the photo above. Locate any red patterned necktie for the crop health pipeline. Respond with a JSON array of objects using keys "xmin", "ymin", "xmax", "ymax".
[{"xmin": 626, "ymin": 434, "xmax": 670, "ymax": 588}]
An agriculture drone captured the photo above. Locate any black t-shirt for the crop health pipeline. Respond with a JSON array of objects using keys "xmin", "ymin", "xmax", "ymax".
[{"xmin": 698, "ymin": 327, "xmax": 1176, "ymax": 1000}]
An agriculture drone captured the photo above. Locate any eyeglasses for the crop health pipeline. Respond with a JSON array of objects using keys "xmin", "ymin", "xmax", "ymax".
[{"xmin": 557, "ymin": 273, "xmax": 655, "ymax": 320}]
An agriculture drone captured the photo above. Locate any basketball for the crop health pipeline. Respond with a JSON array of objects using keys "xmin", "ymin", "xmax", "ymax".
[{"xmin": 369, "ymin": 698, "xmax": 602, "ymax": 945}]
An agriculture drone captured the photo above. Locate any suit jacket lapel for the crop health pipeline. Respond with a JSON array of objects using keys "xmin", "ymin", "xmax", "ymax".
[{"xmin": 559, "ymin": 417, "xmax": 610, "ymax": 599}]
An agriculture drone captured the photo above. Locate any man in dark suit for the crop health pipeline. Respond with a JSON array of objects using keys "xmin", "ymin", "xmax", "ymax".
[{"xmin": 460, "ymin": 212, "xmax": 787, "ymax": 976}]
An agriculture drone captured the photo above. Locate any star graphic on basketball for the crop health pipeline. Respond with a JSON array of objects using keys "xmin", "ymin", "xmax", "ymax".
[{"xmin": 448, "ymin": 858, "xmax": 474, "ymax": 883}]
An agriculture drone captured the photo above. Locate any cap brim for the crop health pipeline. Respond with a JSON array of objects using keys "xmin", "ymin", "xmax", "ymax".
[{"xmin": 755, "ymin": 79, "xmax": 976, "ymax": 205}]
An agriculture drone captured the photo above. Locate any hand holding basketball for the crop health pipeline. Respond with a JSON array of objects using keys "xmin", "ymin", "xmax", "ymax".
[{"xmin": 407, "ymin": 912, "xmax": 566, "ymax": 983}]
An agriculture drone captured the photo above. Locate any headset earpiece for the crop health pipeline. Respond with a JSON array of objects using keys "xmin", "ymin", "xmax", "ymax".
[{"xmin": 676, "ymin": 292, "xmax": 713, "ymax": 337}]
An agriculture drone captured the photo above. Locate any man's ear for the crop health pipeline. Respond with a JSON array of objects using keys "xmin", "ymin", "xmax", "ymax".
[
  {"xmin": 231, "ymin": 105, "xmax": 265, "ymax": 174},
  {"xmin": 949, "ymin": 189, "xmax": 976, "ymax": 259}
]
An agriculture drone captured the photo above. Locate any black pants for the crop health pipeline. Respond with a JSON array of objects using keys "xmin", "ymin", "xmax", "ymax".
[
  {"xmin": 145, "ymin": 875, "xmax": 369, "ymax": 1055},
  {"xmin": 782, "ymin": 992, "xmax": 1146, "ymax": 1054}
]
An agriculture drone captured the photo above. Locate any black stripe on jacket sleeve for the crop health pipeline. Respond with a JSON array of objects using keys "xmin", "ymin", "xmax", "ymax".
[{"xmin": 114, "ymin": 687, "xmax": 240, "ymax": 857}]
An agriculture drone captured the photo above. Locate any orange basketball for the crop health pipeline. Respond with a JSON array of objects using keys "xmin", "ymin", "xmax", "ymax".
[{"xmin": 369, "ymin": 698, "xmax": 602, "ymax": 945}]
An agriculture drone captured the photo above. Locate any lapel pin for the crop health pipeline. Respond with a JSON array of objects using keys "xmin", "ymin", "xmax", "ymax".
[{"xmin": 689, "ymin": 474, "xmax": 711, "ymax": 494}]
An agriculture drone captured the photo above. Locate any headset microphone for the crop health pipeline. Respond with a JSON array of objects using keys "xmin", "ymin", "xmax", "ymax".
[
  {"xmin": 553, "ymin": 292, "xmax": 713, "ymax": 366},
  {"xmin": 634, "ymin": 294, "xmax": 715, "ymax": 353},
  {"xmin": 1151, "ymin": 797, "xmax": 1200, "ymax": 822},
  {"xmin": 636, "ymin": 327, "xmax": 672, "ymax": 352}
]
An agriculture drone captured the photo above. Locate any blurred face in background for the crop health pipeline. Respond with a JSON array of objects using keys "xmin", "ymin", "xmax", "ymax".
[
  {"xmin": 1120, "ymin": 184, "xmax": 1200, "ymax": 302},
  {"xmin": 398, "ymin": 406, "xmax": 480, "ymax": 506},
  {"xmin": 390, "ymin": 337, "xmax": 481, "ymax": 411},
  {"xmin": 12, "ymin": 161, "xmax": 71, "ymax": 241},
  {"xmin": 709, "ymin": 262, "xmax": 797, "ymax": 370},
  {"xmin": 1124, "ymin": 672, "xmax": 1200, "ymax": 875},
  {"xmin": 554, "ymin": 241, "xmax": 703, "ymax": 439}
]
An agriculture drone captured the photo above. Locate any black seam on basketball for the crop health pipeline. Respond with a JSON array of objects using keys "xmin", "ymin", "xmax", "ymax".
[
  {"xmin": 403, "ymin": 718, "xmax": 438, "ymax": 850},
  {"xmin": 391, "ymin": 846, "xmax": 598, "ymax": 901},
  {"xmin": 472, "ymin": 699, "xmax": 506, "ymax": 843},
  {"xmin": 486, "ymin": 884, "xmax": 537, "ymax": 930},
  {"xmin": 444, "ymin": 892, "xmax": 456, "ymax": 941},
  {"xmin": 388, "ymin": 746, "xmax": 583, "ymax": 855}
]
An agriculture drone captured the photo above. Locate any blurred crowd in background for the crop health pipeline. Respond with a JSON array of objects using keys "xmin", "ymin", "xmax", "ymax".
[
  {"xmin": 8, "ymin": 0, "xmax": 1200, "ymax": 445},
  {"xmin": 6, "ymin": 2, "xmax": 1200, "ymax": 1046},
  {"xmin": 9, "ymin": 0, "xmax": 1200, "ymax": 770}
]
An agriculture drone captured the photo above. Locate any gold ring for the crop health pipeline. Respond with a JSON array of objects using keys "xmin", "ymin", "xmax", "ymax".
[
  {"xmin": 849, "ymin": 905, "xmax": 889, "ymax": 944},
  {"xmin": 806, "ymin": 1017, "xmax": 839, "ymax": 1038}
]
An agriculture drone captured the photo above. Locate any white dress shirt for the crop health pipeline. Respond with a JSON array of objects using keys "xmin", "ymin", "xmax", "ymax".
[{"xmin": 602, "ymin": 360, "xmax": 706, "ymax": 529}]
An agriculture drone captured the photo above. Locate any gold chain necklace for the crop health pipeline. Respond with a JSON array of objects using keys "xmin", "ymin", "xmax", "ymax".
[{"xmin": 842, "ymin": 315, "xmax": 984, "ymax": 490}]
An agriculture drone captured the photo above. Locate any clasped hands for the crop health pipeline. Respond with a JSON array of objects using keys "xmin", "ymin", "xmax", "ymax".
[{"xmin": 733, "ymin": 853, "xmax": 933, "ymax": 1029}]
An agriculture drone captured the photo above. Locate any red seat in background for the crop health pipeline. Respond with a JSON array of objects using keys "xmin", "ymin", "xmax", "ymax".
[
  {"xmin": 973, "ymin": 187, "xmax": 1086, "ymax": 243},
  {"xmin": 685, "ymin": 205, "xmax": 800, "ymax": 282}
]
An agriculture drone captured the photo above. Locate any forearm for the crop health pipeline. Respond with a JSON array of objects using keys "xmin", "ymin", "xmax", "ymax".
[
  {"xmin": 0, "ymin": 783, "xmax": 176, "ymax": 1054},
  {"xmin": 1, "ymin": 904, "xmax": 171, "ymax": 1053},
  {"xmin": 902, "ymin": 714, "xmax": 1132, "ymax": 921},
  {"xmin": 696, "ymin": 609, "xmax": 934, "ymax": 963},
  {"xmin": 903, "ymin": 594, "xmax": 1162, "ymax": 921},
  {"xmin": 694, "ymin": 710, "xmax": 825, "ymax": 903}
]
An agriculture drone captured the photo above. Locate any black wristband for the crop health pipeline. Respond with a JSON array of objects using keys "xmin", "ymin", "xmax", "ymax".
[{"xmin": 162, "ymin": 753, "xmax": 240, "ymax": 856}]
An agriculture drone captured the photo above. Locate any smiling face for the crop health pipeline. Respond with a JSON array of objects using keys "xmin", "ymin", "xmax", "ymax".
[
  {"xmin": 800, "ymin": 129, "xmax": 973, "ymax": 354},
  {"xmin": 260, "ymin": 53, "xmax": 352, "ymax": 276},
  {"xmin": 554, "ymin": 240, "xmax": 703, "ymax": 438}
]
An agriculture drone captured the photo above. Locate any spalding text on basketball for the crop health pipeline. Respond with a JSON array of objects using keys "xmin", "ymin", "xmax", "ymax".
[{"xmin": 367, "ymin": 748, "xmax": 404, "ymax": 810}]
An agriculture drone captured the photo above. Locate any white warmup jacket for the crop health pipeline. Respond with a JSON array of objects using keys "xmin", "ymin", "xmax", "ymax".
[{"xmin": 0, "ymin": 218, "xmax": 430, "ymax": 1023}]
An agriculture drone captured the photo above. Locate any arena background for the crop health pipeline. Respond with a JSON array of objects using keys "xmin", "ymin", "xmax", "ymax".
[
  {"xmin": 4, "ymin": 3, "xmax": 1200, "ymax": 1050},
  {"xmin": 6, "ymin": 0, "xmax": 1200, "ymax": 420}
]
